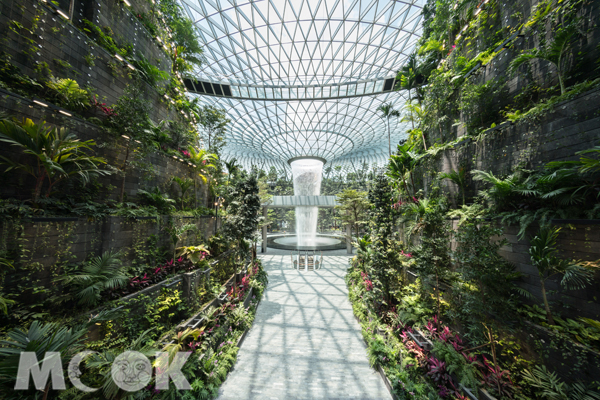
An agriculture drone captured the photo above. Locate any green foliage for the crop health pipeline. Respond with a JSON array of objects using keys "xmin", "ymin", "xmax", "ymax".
[
  {"xmin": 0, "ymin": 117, "xmax": 110, "ymax": 202},
  {"xmin": 222, "ymin": 173, "xmax": 262, "ymax": 245},
  {"xmin": 432, "ymin": 341, "xmax": 479, "ymax": 391},
  {"xmin": 453, "ymin": 219, "xmax": 519, "ymax": 338},
  {"xmin": 0, "ymin": 321, "xmax": 87, "ymax": 396},
  {"xmin": 509, "ymin": 24, "xmax": 579, "ymax": 95},
  {"xmin": 0, "ymin": 255, "xmax": 15, "ymax": 315},
  {"xmin": 522, "ymin": 365, "xmax": 600, "ymax": 400},
  {"xmin": 529, "ymin": 226, "xmax": 595, "ymax": 325},
  {"xmin": 388, "ymin": 143, "xmax": 421, "ymax": 197},
  {"xmin": 197, "ymin": 105, "xmax": 229, "ymax": 154},
  {"xmin": 85, "ymin": 329, "xmax": 157, "ymax": 400},
  {"xmin": 472, "ymin": 147, "xmax": 600, "ymax": 238},
  {"xmin": 57, "ymin": 250, "xmax": 128, "ymax": 307},
  {"xmin": 138, "ymin": 187, "xmax": 176, "ymax": 214},
  {"xmin": 172, "ymin": 176, "xmax": 194, "ymax": 209},
  {"xmin": 377, "ymin": 103, "xmax": 401, "ymax": 156},
  {"xmin": 367, "ymin": 174, "xmax": 401, "ymax": 304},
  {"xmin": 109, "ymin": 82, "xmax": 152, "ymax": 144},
  {"xmin": 335, "ymin": 189, "xmax": 370, "ymax": 241},
  {"xmin": 439, "ymin": 167, "xmax": 468, "ymax": 205},
  {"xmin": 132, "ymin": 53, "xmax": 170, "ymax": 86},
  {"xmin": 80, "ymin": 19, "xmax": 131, "ymax": 57},
  {"xmin": 410, "ymin": 199, "xmax": 452, "ymax": 319},
  {"xmin": 396, "ymin": 282, "xmax": 433, "ymax": 325},
  {"xmin": 459, "ymin": 78, "xmax": 506, "ymax": 134},
  {"xmin": 176, "ymin": 244, "xmax": 210, "ymax": 264},
  {"xmin": 165, "ymin": 220, "xmax": 196, "ymax": 259},
  {"xmin": 45, "ymin": 78, "xmax": 91, "ymax": 111}
]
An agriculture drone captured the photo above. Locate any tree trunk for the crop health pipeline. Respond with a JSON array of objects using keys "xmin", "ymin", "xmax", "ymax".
[
  {"xmin": 539, "ymin": 278, "xmax": 555, "ymax": 325},
  {"xmin": 435, "ymin": 271, "xmax": 441, "ymax": 329},
  {"xmin": 388, "ymin": 119, "xmax": 391, "ymax": 157},
  {"xmin": 33, "ymin": 170, "xmax": 46, "ymax": 203},
  {"xmin": 119, "ymin": 145, "xmax": 130, "ymax": 203}
]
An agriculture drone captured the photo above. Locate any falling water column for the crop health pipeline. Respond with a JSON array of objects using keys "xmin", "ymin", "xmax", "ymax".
[{"xmin": 289, "ymin": 158, "xmax": 324, "ymax": 248}]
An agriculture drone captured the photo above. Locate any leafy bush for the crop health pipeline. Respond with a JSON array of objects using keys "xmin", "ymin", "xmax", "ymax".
[
  {"xmin": 45, "ymin": 78, "xmax": 90, "ymax": 111},
  {"xmin": 0, "ymin": 118, "xmax": 111, "ymax": 202}
]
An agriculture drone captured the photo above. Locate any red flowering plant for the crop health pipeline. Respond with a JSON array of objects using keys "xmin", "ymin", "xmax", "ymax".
[
  {"xmin": 179, "ymin": 148, "xmax": 191, "ymax": 158},
  {"xmin": 360, "ymin": 271, "xmax": 374, "ymax": 291},
  {"xmin": 90, "ymin": 96, "xmax": 116, "ymax": 118},
  {"xmin": 481, "ymin": 356, "xmax": 517, "ymax": 398}
]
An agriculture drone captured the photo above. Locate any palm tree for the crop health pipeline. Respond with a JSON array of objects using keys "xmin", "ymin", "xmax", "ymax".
[
  {"xmin": 0, "ymin": 321, "xmax": 87, "ymax": 399},
  {"xmin": 509, "ymin": 25, "xmax": 578, "ymax": 95},
  {"xmin": 439, "ymin": 168, "xmax": 468, "ymax": 205},
  {"xmin": 188, "ymin": 146, "xmax": 217, "ymax": 184},
  {"xmin": 529, "ymin": 226, "xmax": 594, "ymax": 325},
  {"xmin": 0, "ymin": 118, "xmax": 111, "ymax": 202},
  {"xmin": 401, "ymin": 101, "xmax": 427, "ymax": 150},
  {"xmin": 57, "ymin": 250, "xmax": 128, "ymax": 307},
  {"xmin": 388, "ymin": 143, "xmax": 420, "ymax": 198},
  {"xmin": 172, "ymin": 176, "xmax": 195, "ymax": 209},
  {"xmin": 377, "ymin": 103, "xmax": 401, "ymax": 156}
]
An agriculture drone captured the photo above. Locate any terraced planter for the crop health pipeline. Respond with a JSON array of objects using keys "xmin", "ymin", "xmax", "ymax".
[
  {"xmin": 478, "ymin": 388, "xmax": 498, "ymax": 400},
  {"xmin": 460, "ymin": 384, "xmax": 479, "ymax": 400},
  {"xmin": 408, "ymin": 328, "xmax": 433, "ymax": 351}
]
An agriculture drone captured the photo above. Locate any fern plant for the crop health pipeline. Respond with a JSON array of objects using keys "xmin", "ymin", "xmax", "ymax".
[
  {"xmin": 138, "ymin": 187, "xmax": 176, "ymax": 214},
  {"xmin": 58, "ymin": 250, "xmax": 128, "ymax": 307},
  {"xmin": 45, "ymin": 78, "xmax": 91, "ymax": 111},
  {"xmin": 0, "ymin": 321, "xmax": 87, "ymax": 397},
  {"xmin": 522, "ymin": 365, "xmax": 600, "ymax": 400}
]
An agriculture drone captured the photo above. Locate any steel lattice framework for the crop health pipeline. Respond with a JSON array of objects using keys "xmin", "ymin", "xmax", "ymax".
[{"xmin": 180, "ymin": 0, "xmax": 424, "ymax": 172}]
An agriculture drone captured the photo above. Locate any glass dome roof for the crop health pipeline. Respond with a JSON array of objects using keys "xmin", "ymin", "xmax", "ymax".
[{"xmin": 180, "ymin": 0, "xmax": 425, "ymax": 171}]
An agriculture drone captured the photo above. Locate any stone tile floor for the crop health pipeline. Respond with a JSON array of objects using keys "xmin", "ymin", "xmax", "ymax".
[{"xmin": 217, "ymin": 254, "xmax": 391, "ymax": 400}]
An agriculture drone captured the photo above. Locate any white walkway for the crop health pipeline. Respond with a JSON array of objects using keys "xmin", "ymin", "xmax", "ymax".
[{"xmin": 217, "ymin": 254, "xmax": 391, "ymax": 400}]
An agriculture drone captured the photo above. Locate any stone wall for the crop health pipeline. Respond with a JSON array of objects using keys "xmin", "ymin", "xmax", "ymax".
[
  {"xmin": 425, "ymin": 0, "xmax": 600, "ymax": 144},
  {"xmin": 400, "ymin": 218, "xmax": 600, "ymax": 320},
  {"xmin": 0, "ymin": 214, "xmax": 221, "ymax": 295},
  {"xmin": 416, "ymin": 86, "xmax": 600, "ymax": 203},
  {"xmin": 0, "ymin": 88, "xmax": 209, "ymax": 203},
  {"xmin": 0, "ymin": 0, "xmax": 179, "ymax": 124}
]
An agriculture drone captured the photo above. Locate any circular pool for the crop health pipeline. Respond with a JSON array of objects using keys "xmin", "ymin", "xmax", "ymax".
[{"xmin": 267, "ymin": 234, "xmax": 347, "ymax": 251}]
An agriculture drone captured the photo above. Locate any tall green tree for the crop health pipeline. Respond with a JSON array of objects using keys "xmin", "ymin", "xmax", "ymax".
[
  {"xmin": 198, "ymin": 105, "xmax": 229, "ymax": 154},
  {"xmin": 377, "ymin": 103, "xmax": 401, "ymax": 157},
  {"xmin": 223, "ymin": 173, "xmax": 262, "ymax": 254},
  {"xmin": 335, "ymin": 189, "xmax": 371, "ymax": 242},
  {"xmin": 367, "ymin": 174, "xmax": 399, "ymax": 306}
]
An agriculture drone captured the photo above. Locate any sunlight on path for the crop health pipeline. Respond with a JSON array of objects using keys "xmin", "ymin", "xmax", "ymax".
[{"xmin": 217, "ymin": 254, "xmax": 391, "ymax": 400}]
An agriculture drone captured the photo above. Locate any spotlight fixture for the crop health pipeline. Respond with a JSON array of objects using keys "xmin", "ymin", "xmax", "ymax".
[
  {"xmin": 55, "ymin": 9, "xmax": 69, "ymax": 19},
  {"xmin": 33, "ymin": 99, "xmax": 48, "ymax": 107}
]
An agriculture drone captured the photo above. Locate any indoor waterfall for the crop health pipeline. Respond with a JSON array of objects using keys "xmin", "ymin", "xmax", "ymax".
[{"xmin": 290, "ymin": 158, "xmax": 323, "ymax": 247}]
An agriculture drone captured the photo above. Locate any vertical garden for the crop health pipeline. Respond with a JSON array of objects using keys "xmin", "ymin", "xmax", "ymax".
[
  {"xmin": 0, "ymin": 0, "xmax": 269, "ymax": 398},
  {"xmin": 352, "ymin": 0, "xmax": 600, "ymax": 398}
]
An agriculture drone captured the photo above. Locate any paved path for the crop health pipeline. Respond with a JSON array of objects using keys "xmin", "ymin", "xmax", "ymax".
[{"xmin": 217, "ymin": 254, "xmax": 391, "ymax": 400}]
